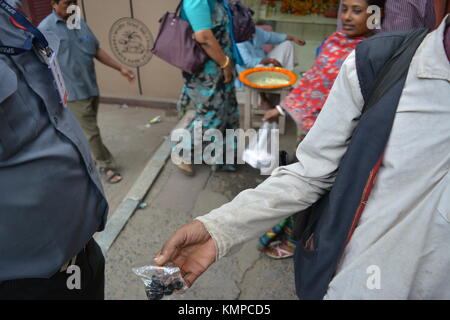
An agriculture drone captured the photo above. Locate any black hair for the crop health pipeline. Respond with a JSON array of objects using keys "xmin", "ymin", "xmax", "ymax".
[
  {"xmin": 52, "ymin": 0, "xmax": 77, "ymax": 4},
  {"xmin": 366, "ymin": 0, "xmax": 386, "ymax": 9}
]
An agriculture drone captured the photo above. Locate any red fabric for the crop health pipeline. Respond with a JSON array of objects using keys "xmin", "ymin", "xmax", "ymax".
[
  {"xmin": 281, "ymin": 31, "xmax": 367, "ymax": 136},
  {"xmin": 10, "ymin": 8, "xmax": 28, "ymax": 31},
  {"xmin": 434, "ymin": 0, "xmax": 448, "ymax": 28},
  {"xmin": 345, "ymin": 154, "xmax": 384, "ymax": 245}
]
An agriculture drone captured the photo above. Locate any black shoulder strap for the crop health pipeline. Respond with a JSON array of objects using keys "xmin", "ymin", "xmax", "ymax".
[{"xmin": 356, "ymin": 28, "xmax": 429, "ymax": 114}]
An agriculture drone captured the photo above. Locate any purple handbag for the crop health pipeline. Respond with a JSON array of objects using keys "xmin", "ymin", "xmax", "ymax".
[{"xmin": 151, "ymin": 1, "xmax": 208, "ymax": 74}]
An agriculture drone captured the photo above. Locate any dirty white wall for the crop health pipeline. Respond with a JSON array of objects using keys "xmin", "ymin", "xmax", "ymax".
[{"xmin": 80, "ymin": 0, "xmax": 183, "ymax": 102}]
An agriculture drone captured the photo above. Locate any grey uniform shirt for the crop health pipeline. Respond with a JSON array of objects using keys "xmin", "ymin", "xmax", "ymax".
[
  {"xmin": 0, "ymin": 5, "xmax": 108, "ymax": 281},
  {"xmin": 39, "ymin": 11, "xmax": 100, "ymax": 102}
]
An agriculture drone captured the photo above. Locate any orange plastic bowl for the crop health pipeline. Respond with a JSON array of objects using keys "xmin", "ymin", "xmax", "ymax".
[{"xmin": 239, "ymin": 67, "xmax": 297, "ymax": 90}]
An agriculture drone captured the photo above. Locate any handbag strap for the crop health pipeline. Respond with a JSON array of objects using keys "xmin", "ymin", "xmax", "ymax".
[
  {"xmin": 176, "ymin": 0, "xmax": 221, "ymax": 17},
  {"xmin": 175, "ymin": 0, "xmax": 183, "ymax": 17}
]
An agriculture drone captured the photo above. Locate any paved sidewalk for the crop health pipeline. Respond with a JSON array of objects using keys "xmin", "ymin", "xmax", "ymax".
[
  {"xmin": 97, "ymin": 103, "xmax": 299, "ymax": 300},
  {"xmin": 96, "ymin": 103, "xmax": 178, "ymax": 215},
  {"xmin": 105, "ymin": 163, "xmax": 298, "ymax": 300}
]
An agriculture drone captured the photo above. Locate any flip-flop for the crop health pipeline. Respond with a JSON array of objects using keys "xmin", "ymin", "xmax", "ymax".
[
  {"xmin": 262, "ymin": 242, "xmax": 294, "ymax": 260},
  {"xmin": 100, "ymin": 167, "xmax": 123, "ymax": 184}
]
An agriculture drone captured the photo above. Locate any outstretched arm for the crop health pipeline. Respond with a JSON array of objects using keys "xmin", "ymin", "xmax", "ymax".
[
  {"xmin": 198, "ymin": 51, "xmax": 366, "ymax": 259},
  {"xmin": 95, "ymin": 48, "xmax": 136, "ymax": 83},
  {"xmin": 155, "ymin": 51, "xmax": 365, "ymax": 285}
]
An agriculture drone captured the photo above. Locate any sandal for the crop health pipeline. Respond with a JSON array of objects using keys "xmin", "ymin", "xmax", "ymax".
[
  {"xmin": 261, "ymin": 242, "xmax": 294, "ymax": 260},
  {"xmin": 99, "ymin": 167, "xmax": 123, "ymax": 184}
]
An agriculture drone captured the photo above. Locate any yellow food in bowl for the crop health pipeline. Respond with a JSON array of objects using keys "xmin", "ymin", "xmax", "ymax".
[{"xmin": 246, "ymin": 71, "xmax": 291, "ymax": 87}]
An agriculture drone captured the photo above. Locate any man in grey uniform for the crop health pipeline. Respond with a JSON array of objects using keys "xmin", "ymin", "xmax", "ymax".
[{"xmin": 0, "ymin": 0, "xmax": 108, "ymax": 299}]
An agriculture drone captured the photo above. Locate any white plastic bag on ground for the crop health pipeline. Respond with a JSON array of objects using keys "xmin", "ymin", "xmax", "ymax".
[{"xmin": 242, "ymin": 121, "xmax": 279, "ymax": 175}]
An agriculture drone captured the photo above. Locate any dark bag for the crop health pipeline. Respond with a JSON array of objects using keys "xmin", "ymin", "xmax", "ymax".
[
  {"xmin": 292, "ymin": 28, "xmax": 429, "ymax": 300},
  {"xmin": 151, "ymin": 1, "xmax": 207, "ymax": 74},
  {"xmin": 225, "ymin": 0, "xmax": 255, "ymax": 43}
]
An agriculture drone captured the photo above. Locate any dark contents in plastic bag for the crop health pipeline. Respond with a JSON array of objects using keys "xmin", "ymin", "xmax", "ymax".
[
  {"xmin": 145, "ymin": 275, "xmax": 183, "ymax": 300},
  {"xmin": 133, "ymin": 264, "xmax": 187, "ymax": 300}
]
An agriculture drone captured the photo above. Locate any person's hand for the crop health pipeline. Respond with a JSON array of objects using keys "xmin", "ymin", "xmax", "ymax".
[
  {"xmin": 261, "ymin": 58, "xmax": 282, "ymax": 67},
  {"xmin": 154, "ymin": 220, "xmax": 217, "ymax": 287},
  {"xmin": 287, "ymin": 36, "xmax": 306, "ymax": 46},
  {"xmin": 223, "ymin": 63, "xmax": 234, "ymax": 84},
  {"xmin": 120, "ymin": 67, "xmax": 136, "ymax": 83},
  {"xmin": 263, "ymin": 107, "xmax": 281, "ymax": 122}
]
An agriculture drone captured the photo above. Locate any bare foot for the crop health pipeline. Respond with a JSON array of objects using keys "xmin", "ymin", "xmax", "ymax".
[{"xmin": 260, "ymin": 93, "xmax": 274, "ymax": 110}]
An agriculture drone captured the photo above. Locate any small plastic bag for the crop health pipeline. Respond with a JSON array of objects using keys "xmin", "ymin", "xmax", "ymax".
[
  {"xmin": 242, "ymin": 121, "xmax": 279, "ymax": 175},
  {"xmin": 132, "ymin": 263, "xmax": 188, "ymax": 300}
]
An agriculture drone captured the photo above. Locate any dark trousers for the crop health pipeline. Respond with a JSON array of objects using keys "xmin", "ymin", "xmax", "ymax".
[{"xmin": 0, "ymin": 239, "xmax": 105, "ymax": 300}]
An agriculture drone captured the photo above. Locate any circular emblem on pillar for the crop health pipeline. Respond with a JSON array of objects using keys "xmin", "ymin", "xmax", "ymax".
[{"xmin": 109, "ymin": 17, "xmax": 154, "ymax": 68}]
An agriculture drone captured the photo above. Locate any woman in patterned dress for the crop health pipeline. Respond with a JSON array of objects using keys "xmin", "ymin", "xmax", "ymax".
[{"xmin": 175, "ymin": 0, "xmax": 241, "ymax": 175}]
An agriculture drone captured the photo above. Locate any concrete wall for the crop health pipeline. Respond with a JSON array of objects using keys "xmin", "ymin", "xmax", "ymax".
[{"xmin": 80, "ymin": 0, "xmax": 183, "ymax": 103}]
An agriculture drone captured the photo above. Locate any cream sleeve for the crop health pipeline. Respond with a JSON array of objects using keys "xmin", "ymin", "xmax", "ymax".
[{"xmin": 197, "ymin": 51, "xmax": 365, "ymax": 259}]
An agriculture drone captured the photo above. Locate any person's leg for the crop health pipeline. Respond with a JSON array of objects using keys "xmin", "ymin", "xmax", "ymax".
[
  {"xmin": 173, "ymin": 88, "xmax": 195, "ymax": 175},
  {"xmin": 69, "ymin": 97, "xmax": 122, "ymax": 183},
  {"xmin": 220, "ymin": 81, "xmax": 240, "ymax": 172},
  {"xmin": 259, "ymin": 218, "xmax": 290, "ymax": 248},
  {"xmin": 69, "ymin": 97, "xmax": 116, "ymax": 169},
  {"xmin": 260, "ymin": 92, "xmax": 273, "ymax": 110},
  {"xmin": 260, "ymin": 217, "xmax": 296, "ymax": 259},
  {"xmin": 178, "ymin": 61, "xmax": 240, "ymax": 173},
  {"xmin": 0, "ymin": 238, "xmax": 105, "ymax": 300},
  {"xmin": 268, "ymin": 41, "xmax": 296, "ymax": 71},
  {"xmin": 280, "ymin": 216, "xmax": 297, "ymax": 249}
]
